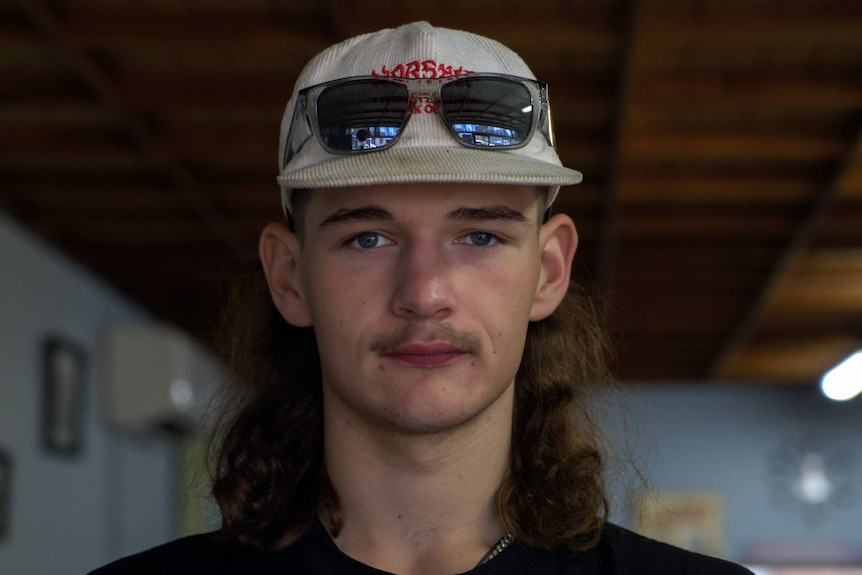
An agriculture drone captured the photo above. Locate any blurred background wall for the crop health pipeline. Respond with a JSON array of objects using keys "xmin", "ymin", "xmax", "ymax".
[
  {"xmin": 0, "ymin": 210, "xmax": 177, "ymax": 574},
  {"xmin": 611, "ymin": 385, "xmax": 862, "ymax": 564}
]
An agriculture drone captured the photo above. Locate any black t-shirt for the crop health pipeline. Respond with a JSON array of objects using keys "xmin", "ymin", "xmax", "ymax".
[{"xmin": 89, "ymin": 522, "xmax": 752, "ymax": 574}]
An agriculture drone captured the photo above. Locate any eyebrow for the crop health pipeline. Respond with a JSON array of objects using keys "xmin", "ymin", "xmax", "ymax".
[
  {"xmin": 447, "ymin": 206, "xmax": 530, "ymax": 225},
  {"xmin": 316, "ymin": 203, "xmax": 530, "ymax": 231},
  {"xmin": 317, "ymin": 205, "xmax": 393, "ymax": 230}
]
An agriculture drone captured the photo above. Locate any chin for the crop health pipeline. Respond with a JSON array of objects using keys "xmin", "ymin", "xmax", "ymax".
[{"xmin": 378, "ymin": 390, "xmax": 512, "ymax": 437}]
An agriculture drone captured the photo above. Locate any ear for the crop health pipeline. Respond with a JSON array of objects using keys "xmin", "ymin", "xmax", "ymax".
[
  {"xmin": 259, "ymin": 222, "xmax": 313, "ymax": 327},
  {"xmin": 529, "ymin": 213, "xmax": 578, "ymax": 321}
]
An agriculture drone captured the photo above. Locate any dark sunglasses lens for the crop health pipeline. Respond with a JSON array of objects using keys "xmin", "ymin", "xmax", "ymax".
[
  {"xmin": 440, "ymin": 78, "xmax": 534, "ymax": 147},
  {"xmin": 316, "ymin": 80, "xmax": 410, "ymax": 152}
]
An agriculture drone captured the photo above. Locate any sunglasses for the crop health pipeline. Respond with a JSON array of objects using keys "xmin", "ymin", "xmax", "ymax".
[{"xmin": 283, "ymin": 73, "xmax": 555, "ymax": 167}]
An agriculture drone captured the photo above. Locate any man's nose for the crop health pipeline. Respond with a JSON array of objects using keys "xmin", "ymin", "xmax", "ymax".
[{"xmin": 390, "ymin": 239, "xmax": 456, "ymax": 320}]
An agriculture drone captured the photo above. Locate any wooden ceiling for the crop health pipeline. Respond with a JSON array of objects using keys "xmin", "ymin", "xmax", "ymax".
[{"xmin": 2, "ymin": 0, "xmax": 861, "ymax": 386}]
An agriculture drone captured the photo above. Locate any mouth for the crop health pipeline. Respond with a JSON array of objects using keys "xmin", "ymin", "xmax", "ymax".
[{"xmin": 384, "ymin": 342, "xmax": 469, "ymax": 367}]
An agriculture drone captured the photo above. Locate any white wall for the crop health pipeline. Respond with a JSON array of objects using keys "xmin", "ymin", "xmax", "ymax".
[{"xmin": 0, "ymin": 210, "xmax": 178, "ymax": 574}]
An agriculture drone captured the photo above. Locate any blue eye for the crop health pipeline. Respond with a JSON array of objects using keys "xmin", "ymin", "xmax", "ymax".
[
  {"xmin": 349, "ymin": 232, "xmax": 392, "ymax": 249},
  {"xmin": 354, "ymin": 232, "xmax": 380, "ymax": 248},
  {"xmin": 467, "ymin": 231, "xmax": 495, "ymax": 246}
]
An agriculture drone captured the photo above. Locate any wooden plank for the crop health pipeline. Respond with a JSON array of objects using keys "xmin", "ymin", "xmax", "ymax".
[
  {"xmin": 616, "ymin": 245, "xmax": 776, "ymax": 271},
  {"xmin": 629, "ymin": 75, "xmax": 862, "ymax": 111},
  {"xmin": 795, "ymin": 249, "xmax": 862, "ymax": 273},
  {"xmin": 756, "ymin": 317, "xmax": 862, "ymax": 338},
  {"xmin": 596, "ymin": 0, "xmax": 640, "ymax": 297},
  {"xmin": 622, "ymin": 160, "xmax": 836, "ymax": 181},
  {"xmin": 20, "ymin": 0, "xmax": 241, "ymax": 247},
  {"xmin": 617, "ymin": 214, "xmax": 797, "ymax": 239},
  {"xmin": 813, "ymin": 203, "xmax": 862, "ymax": 246},
  {"xmin": 638, "ymin": 13, "xmax": 862, "ymax": 49},
  {"xmin": 725, "ymin": 337, "xmax": 861, "ymax": 384},
  {"xmin": 623, "ymin": 133, "xmax": 846, "ymax": 163},
  {"xmin": 29, "ymin": 215, "xmax": 215, "ymax": 245},
  {"xmin": 0, "ymin": 76, "xmax": 93, "ymax": 101},
  {"xmin": 3, "ymin": 184, "xmax": 180, "ymax": 213},
  {"xmin": 0, "ymin": 101, "xmax": 117, "ymax": 126},
  {"xmin": 614, "ymin": 272, "xmax": 760, "ymax": 292},
  {"xmin": 65, "ymin": 16, "xmax": 332, "ymax": 51},
  {"xmin": 119, "ymin": 74, "xmax": 296, "ymax": 108},
  {"xmin": 625, "ymin": 105, "xmax": 858, "ymax": 139},
  {"xmin": 763, "ymin": 274, "xmax": 862, "ymax": 317},
  {"xmin": 0, "ymin": 151, "xmax": 150, "ymax": 172},
  {"xmin": 619, "ymin": 177, "xmax": 820, "ymax": 204},
  {"xmin": 710, "ymin": 113, "xmax": 862, "ymax": 379}
]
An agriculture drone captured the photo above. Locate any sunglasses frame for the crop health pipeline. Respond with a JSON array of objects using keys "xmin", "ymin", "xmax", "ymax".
[{"xmin": 283, "ymin": 73, "xmax": 555, "ymax": 168}]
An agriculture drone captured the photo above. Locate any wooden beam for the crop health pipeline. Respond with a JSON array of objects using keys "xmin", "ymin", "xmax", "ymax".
[
  {"xmin": 709, "ymin": 122, "xmax": 862, "ymax": 379},
  {"xmin": 20, "ymin": 0, "xmax": 241, "ymax": 248},
  {"xmin": 597, "ymin": 0, "xmax": 640, "ymax": 297},
  {"xmin": 30, "ymin": 215, "xmax": 215, "ymax": 245},
  {"xmin": 638, "ymin": 12, "xmax": 862, "ymax": 49},
  {"xmin": 65, "ymin": 15, "xmax": 331, "ymax": 51},
  {"xmin": 724, "ymin": 336, "xmax": 861, "ymax": 384},
  {"xmin": 617, "ymin": 214, "xmax": 797, "ymax": 240},
  {"xmin": 0, "ymin": 101, "xmax": 116, "ymax": 126},
  {"xmin": 624, "ymin": 133, "xmax": 845, "ymax": 163},
  {"xmin": 4, "ymin": 183, "xmax": 180, "ymax": 213},
  {"xmin": 617, "ymin": 244, "xmax": 775, "ymax": 269},
  {"xmin": 629, "ymin": 75, "xmax": 862, "ymax": 111},
  {"xmin": 619, "ymin": 177, "xmax": 819, "ymax": 204},
  {"xmin": 0, "ymin": 151, "xmax": 150, "ymax": 173},
  {"xmin": 763, "ymin": 274, "xmax": 862, "ymax": 318}
]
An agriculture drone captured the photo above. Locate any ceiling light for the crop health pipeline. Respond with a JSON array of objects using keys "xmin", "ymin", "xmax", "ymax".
[{"xmin": 820, "ymin": 350, "xmax": 862, "ymax": 401}]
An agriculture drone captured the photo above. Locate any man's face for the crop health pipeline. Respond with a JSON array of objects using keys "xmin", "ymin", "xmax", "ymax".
[{"xmin": 287, "ymin": 183, "xmax": 565, "ymax": 437}]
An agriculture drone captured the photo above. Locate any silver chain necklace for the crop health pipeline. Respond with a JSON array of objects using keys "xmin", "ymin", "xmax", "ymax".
[{"xmin": 475, "ymin": 533, "xmax": 514, "ymax": 567}]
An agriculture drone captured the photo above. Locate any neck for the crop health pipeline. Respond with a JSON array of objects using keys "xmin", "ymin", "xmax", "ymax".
[{"xmin": 322, "ymin": 385, "xmax": 514, "ymax": 575}]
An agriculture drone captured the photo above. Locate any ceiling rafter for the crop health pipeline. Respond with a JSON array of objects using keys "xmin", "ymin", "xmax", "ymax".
[
  {"xmin": 3, "ymin": 2, "xmax": 860, "ymax": 385},
  {"xmin": 63, "ymin": 15, "xmax": 330, "ymax": 48},
  {"xmin": 20, "ymin": 0, "xmax": 241, "ymax": 248},
  {"xmin": 709, "ymin": 119, "xmax": 862, "ymax": 380},
  {"xmin": 597, "ymin": 0, "xmax": 641, "ymax": 299},
  {"xmin": 637, "ymin": 12, "xmax": 862, "ymax": 47}
]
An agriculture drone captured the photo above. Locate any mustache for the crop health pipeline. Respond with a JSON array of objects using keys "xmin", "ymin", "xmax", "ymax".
[{"xmin": 370, "ymin": 323, "xmax": 481, "ymax": 355}]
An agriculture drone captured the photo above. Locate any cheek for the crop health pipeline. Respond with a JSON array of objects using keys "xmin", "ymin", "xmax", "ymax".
[
  {"xmin": 473, "ymin": 269, "xmax": 536, "ymax": 350},
  {"xmin": 304, "ymin": 259, "xmax": 361, "ymax": 310},
  {"xmin": 475, "ymin": 262, "xmax": 539, "ymax": 313},
  {"xmin": 305, "ymin": 271, "xmax": 376, "ymax": 350}
]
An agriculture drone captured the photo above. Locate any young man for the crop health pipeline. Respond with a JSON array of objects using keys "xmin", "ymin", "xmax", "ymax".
[{"xmin": 91, "ymin": 21, "xmax": 751, "ymax": 575}]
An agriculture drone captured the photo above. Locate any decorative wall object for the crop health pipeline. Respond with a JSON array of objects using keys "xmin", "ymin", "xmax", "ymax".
[
  {"xmin": 41, "ymin": 336, "xmax": 87, "ymax": 455},
  {"xmin": 635, "ymin": 491, "xmax": 725, "ymax": 557},
  {"xmin": 769, "ymin": 435, "xmax": 858, "ymax": 526},
  {"xmin": 0, "ymin": 449, "xmax": 10, "ymax": 538}
]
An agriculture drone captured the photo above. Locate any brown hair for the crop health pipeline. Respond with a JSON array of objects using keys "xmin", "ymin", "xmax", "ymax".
[{"xmin": 209, "ymin": 241, "xmax": 613, "ymax": 552}]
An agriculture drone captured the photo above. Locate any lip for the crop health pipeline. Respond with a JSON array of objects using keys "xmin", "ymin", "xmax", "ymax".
[{"xmin": 384, "ymin": 342, "xmax": 469, "ymax": 367}]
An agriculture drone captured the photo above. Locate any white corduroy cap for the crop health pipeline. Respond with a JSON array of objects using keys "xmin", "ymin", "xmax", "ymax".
[{"xmin": 277, "ymin": 21, "xmax": 582, "ymax": 213}]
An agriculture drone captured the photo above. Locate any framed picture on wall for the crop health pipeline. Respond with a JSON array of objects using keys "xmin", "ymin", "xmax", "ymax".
[
  {"xmin": 0, "ymin": 449, "xmax": 10, "ymax": 538},
  {"xmin": 635, "ymin": 491, "xmax": 725, "ymax": 557},
  {"xmin": 41, "ymin": 336, "xmax": 87, "ymax": 455}
]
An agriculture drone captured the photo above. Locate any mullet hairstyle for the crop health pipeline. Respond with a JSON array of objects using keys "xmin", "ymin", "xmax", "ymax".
[{"xmin": 209, "ymin": 212, "xmax": 614, "ymax": 553}]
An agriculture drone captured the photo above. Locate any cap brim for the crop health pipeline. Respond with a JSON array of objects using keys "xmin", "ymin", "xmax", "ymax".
[{"xmin": 277, "ymin": 146, "xmax": 582, "ymax": 190}]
